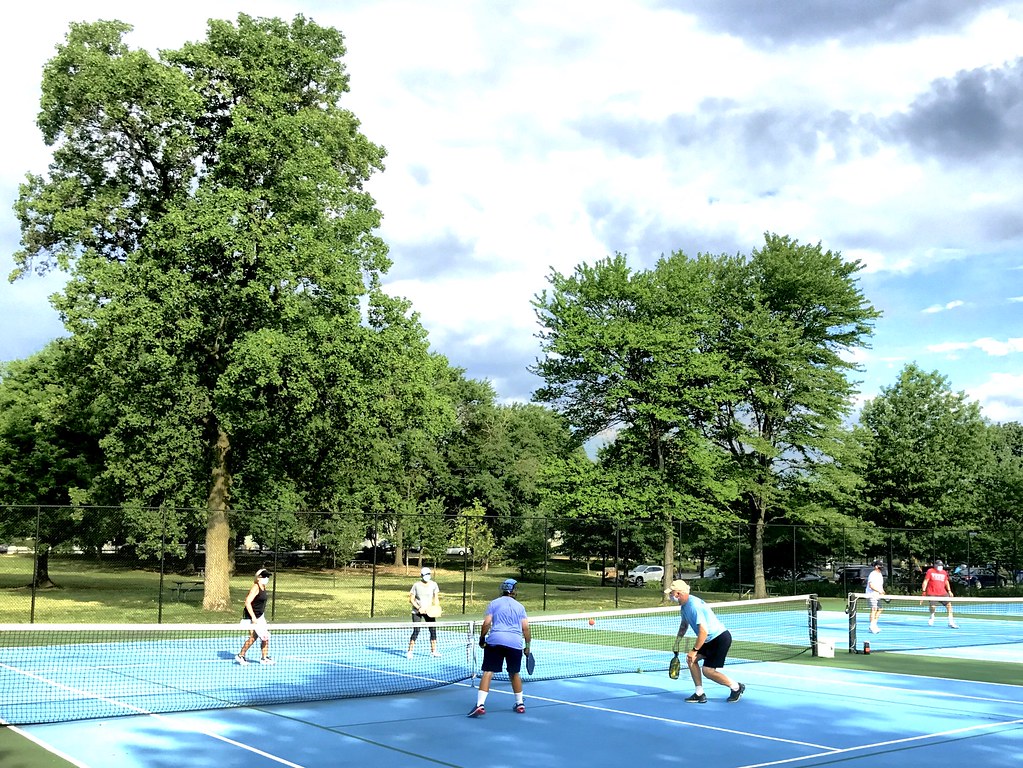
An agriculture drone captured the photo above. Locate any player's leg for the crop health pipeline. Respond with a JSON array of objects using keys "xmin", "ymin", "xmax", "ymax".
[
  {"xmin": 407, "ymin": 614, "xmax": 422, "ymax": 657},
  {"xmin": 259, "ymin": 635, "xmax": 274, "ymax": 663},
  {"xmin": 236, "ymin": 630, "xmax": 257, "ymax": 663},
  {"xmin": 510, "ymin": 671, "xmax": 526, "ymax": 712},
  {"xmin": 945, "ymin": 600, "xmax": 958, "ymax": 628},
  {"xmin": 469, "ymin": 647, "xmax": 500, "ymax": 716},
  {"xmin": 427, "ymin": 618, "xmax": 440, "ymax": 656},
  {"xmin": 684, "ymin": 652, "xmax": 707, "ymax": 702},
  {"xmin": 700, "ymin": 632, "xmax": 744, "ymax": 701}
]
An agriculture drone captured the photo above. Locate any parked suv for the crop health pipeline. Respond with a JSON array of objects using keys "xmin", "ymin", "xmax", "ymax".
[
  {"xmin": 835, "ymin": 564, "xmax": 890, "ymax": 589},
  {"xmin": 626, "ymin": 564, "xmax": 665, "ymax": 587},
  {"xmin": 951, "ymin": 566, "xmax": 1007, "ymax": 589}
]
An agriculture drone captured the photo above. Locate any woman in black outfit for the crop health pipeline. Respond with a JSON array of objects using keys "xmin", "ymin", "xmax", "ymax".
[{"xmin": 236, "ymin": 569, "xmax": 275, "ymax": 665}]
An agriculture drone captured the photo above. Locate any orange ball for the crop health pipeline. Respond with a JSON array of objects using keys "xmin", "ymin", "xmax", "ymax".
[{"xmin": 588, "ymin": 618, "xmax": 595, "ymax": 625}]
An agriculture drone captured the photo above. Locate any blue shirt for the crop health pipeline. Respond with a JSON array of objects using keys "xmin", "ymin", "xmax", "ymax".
[
  {"xmin": 483, "ymin": 595, "xmax": 528, "ymax": 649},
  {"xmin": 679, "ymin": 594, "xmax": 726, "ymax": 641}
]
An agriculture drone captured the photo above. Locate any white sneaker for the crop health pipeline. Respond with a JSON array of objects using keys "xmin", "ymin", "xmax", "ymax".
[
  {"xmin": 259, "ymin": 657, "xmax": 276, "ymax": 665},
  {"xmin": 235, "ymin": 655, "xmax": 249, "ymax": 666},
  {"xmin": 406, "ymin": 650, "xmax": 413, "ymax": 659},
  {"xmin": 948, "ymin": 621, "xmax": 958, "ymax": 629},
  {"xmin": 431, "ymin": 651, "xmax": 441, "ymax": 658},
  {"xmin": 869, "ymin": 624, "xmax": 879, "ymax": 634},
  {"xmin": 927, "ymin": 616, "xmax": 934, "ymax": 626}
]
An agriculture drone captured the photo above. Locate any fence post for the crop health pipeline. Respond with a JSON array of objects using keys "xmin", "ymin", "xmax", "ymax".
[
  {"xmin": 30, "ymin": 505, "xmax": 40, "ymax": 623},
  {"xmin": 158, "ymin": 509, "xmax": 166, "ymax": 623}
]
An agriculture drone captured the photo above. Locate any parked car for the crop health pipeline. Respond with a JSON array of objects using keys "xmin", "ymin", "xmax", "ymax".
[
  {"xmin": 793, "ymin": 571, "xmax": 828, "ymax": 582},
  {"xmin": 701, "ymin": 567, "xmax": 724, "ymax": 579},
  {"xmin": 0, "ymin": 544, "xmax": 8, "ymax": 554},
  {"xmin": 626, "ymin": 564, "xmax": 665, "ymax": 587},
  {"xmin": 951, "ymin": 566, "xmax": 1007, "ymax": 589},
  {"xmin": 445, "ymin": 546, "xmax": 472, "ymax": 556},
  {"xmin": 835, "ymin": 565, "xmax": 891, "ymax": 588}
]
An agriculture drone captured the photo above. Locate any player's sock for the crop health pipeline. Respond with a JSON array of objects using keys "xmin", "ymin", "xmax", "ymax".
[
  {"xmin": 477, "ymin": 692, "xmax": 488, "ymax": 707},
  {"xmin": 694, "ymin": 686, "xmax": 704, "ymax": 696}
]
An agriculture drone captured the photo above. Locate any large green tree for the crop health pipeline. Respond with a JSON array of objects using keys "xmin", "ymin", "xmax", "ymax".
[
  {"xmin": 858, "ymin": 364, "xmax": 989, "ymax": 569},
  {"xmin": 532, "ymin": 252, "xmax": 739, "ymax": 592},
  {"xmin": 703, "ymin": 235, "xmax": 879, "ymax": 596},
  {"xmin": 533, "ymin": 235, "xmax": 878, "ymax": 596},
  {"xmin": 11, "ymin": 16, "xmax": 423, "ymax": 610},
  {"xmin": 0, "ymin": 343, "xmax": 109, "ymax": 585}
]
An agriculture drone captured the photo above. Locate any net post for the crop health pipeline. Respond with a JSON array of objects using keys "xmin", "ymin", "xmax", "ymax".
[
  {"xmin": 847, "ymin": 592, "xmax": 857, "ymax": 653},
  {"xmin": 809, "ymin": 594, "xmax": 819, "ymax": 656},
  {"xmin": 468, "ymin": 618, "xmax": 478, "ymax": 689}
]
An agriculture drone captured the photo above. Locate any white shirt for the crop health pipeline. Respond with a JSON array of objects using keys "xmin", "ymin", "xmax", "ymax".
[{"xmin": 866, "ymin": 569, "xmax": 884, "ymax": 595}]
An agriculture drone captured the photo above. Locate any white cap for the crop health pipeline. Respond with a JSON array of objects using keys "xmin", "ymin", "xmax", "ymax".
[{"xmin": 421, "ymin": 567, "xmax": 431, "ymax": 576}]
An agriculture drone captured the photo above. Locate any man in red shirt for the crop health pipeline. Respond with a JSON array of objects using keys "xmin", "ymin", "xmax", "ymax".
[{"xmin": 921, "ymin": 559, "xmax": 958, "ymax": 629}]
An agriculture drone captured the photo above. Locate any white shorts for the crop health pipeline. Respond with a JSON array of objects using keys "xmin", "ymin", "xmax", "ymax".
[{"xmin": 241, "ymin": 615, "xmax": 270, "ymax": 641}]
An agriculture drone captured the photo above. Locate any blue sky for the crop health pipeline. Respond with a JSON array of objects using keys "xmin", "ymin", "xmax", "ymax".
[{"xmin": 2, "ymin": 0, "xmax": 1022, "ymax": 423}]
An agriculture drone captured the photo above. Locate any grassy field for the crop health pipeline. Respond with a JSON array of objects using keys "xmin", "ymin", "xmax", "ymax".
[{"xmin": 1, "ymin": 553, "xmax": 762, "ymax": 623}]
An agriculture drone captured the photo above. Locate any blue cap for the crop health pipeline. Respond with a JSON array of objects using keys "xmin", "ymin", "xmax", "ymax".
[{"xmin": 500, "ymin": 578, "xmax": 517, "ymax": 594}]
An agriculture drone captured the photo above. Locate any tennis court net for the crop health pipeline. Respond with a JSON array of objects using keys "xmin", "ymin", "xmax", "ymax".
[
  {"xmin": 847, "ymin": 593, "xmax": 1023, "ymax": 654},
  {"xmin": 0, "ymin": 594, "xmax": 817, "ymax": 725},
  {"xmin": 518, "ymin": 593, "xmax": 818, "ymax": 683}
]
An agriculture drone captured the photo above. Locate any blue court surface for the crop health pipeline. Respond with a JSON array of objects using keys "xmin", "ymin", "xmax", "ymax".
[
  {"xmin": 5, "ymin": 600, "xmax": 1021, "ymax": 768},
  {"xmin": 11, "ymin": 657, "xmax": 1022, "ymax": 768}
]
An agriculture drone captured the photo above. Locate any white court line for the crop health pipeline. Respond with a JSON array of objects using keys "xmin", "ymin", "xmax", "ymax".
[
  {"xmin": 0, "ymin": 662, "xmax": 309, "ymax": 768},
  {"xmin": 733, "ymin": 716, "xmax": 1023, "ymax": 768},
  {"xmin": 0, "ymin": 723, "xmax": 92, "ymax": 768},
  {"xmin": 751, "ymin": 666, "xmax": 1023, "ymax": 708},
  {"xmin": 515, "ymin": 689, "xmax": 839, "ymax": 751}
]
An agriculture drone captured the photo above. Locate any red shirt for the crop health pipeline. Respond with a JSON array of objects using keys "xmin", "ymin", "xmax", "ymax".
[{"xmin": 922, "ymin": 568, "xmax": 951, "ymax": 596}]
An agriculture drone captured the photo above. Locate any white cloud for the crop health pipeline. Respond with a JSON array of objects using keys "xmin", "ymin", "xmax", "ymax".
[
  {"xmin": 922, "ymin": 300, "xmax": 965, "ymax": 314},
  {"xmin": 973, "ymin": 337, "xmax": 1023, "ymax": 356},
  {"xmin": 4, "ymin": 1, "xmax": 1023, "ymax": 411},
  {"xmin": 928, "ymin": 337, "xmax": 1023, "ymax": 357},
  {"xmin": 968, "ymin": 372, "xmax": 1023, "ymax": 423}
]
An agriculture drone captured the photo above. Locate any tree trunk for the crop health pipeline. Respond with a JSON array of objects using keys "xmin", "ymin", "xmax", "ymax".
[
  {"xmin": 753, "ymin": 493, "xmax": 767, "ymax": 598},
  {"xmin": 203, "ymin": 428, "xmax": 233, "ymax": 612},
  {"xmin": 32, "ymin": 545, "xmax": 56, "ymax": 589}
]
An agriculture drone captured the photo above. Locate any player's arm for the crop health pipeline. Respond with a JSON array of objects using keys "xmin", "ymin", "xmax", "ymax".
[
  {"xmin": 920, "ymin": 574, "xmax": 929, "ymax": 594},
  {"xmin": 688, "ymin": 624, "xmax": 708, "ymax": 660},
  {"xmin": 243, "ymin": 584, "xmax": 260, "ymax": 620},
  {"xmin": 673, "ymin": 618, "xmax": 689, "ymax": 652},
  {"xmin": 521, "ymin": 616, "xmax": 531, "ymax": 655},
  {"xmin": 478, "ymin": 615, "xmax": 493, "ymax": 647}
]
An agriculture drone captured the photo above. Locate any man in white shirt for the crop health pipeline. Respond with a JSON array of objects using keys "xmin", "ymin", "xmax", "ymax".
[{"xmin": 865, "ymin": 561, "xmax": 885, "ymax": 634}]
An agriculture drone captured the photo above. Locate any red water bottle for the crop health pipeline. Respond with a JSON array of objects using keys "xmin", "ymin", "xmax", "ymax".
[{"xmin": 863, "ymin": 642, "xmax": 871, "ymax": 654}]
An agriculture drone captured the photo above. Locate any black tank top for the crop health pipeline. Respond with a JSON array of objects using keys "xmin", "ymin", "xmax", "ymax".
[{"xmin": 243, "ymin": 586, "xmax": 268, "ymax": 619}]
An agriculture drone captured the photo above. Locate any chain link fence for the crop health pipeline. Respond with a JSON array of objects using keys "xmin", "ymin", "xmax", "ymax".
[{"xmin": 2, "ymin": 505, "xmax": 1021, "ymax": 623}]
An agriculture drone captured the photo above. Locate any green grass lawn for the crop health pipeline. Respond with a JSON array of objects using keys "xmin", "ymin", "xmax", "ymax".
[{"xmin": 0, "ymin": 554, "xmax": 699, "ymax": 623}]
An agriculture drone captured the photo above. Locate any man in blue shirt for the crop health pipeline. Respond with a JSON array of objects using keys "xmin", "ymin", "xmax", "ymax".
[
  {"xmin": 469, "ymin": 578, "xmax": 531, "ymax": 717},
  {"xmin": 665, "ymin": 579, "xmax": 745, "ymax": 703}
]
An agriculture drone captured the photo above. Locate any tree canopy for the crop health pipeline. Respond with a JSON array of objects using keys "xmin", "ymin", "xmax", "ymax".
[
  {"xmin": 533, "ymin": 234, "xmax": 880, "ymax": 595},
  {"xmin": 10, "ymin": 15, "xmax": 424, "ymax": 609}
]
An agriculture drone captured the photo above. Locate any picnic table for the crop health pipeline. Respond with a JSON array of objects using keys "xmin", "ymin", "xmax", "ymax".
[{"xmin": 171, "ymin": 579, "xmax": 204, "ymax": 600}]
